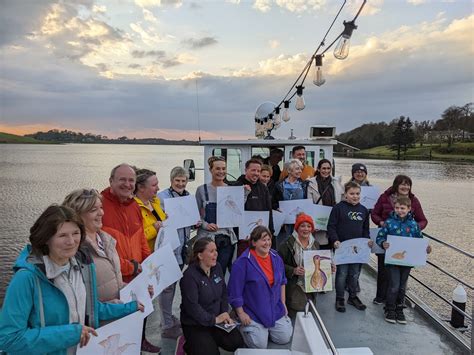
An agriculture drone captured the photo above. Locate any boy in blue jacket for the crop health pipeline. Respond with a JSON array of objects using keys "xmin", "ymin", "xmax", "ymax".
[
  {"xmin": 376, "ymin": 195, "xmax": 432, "ymax": 324},
  {"xmin": 328, "ymin": 181, "xmax": 372, "ymax": 313}
]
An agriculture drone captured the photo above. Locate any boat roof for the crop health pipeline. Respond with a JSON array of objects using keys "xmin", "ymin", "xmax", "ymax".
[{"xmin": 200, "ymin": 138, "xmax": 337, "ymax": 146}]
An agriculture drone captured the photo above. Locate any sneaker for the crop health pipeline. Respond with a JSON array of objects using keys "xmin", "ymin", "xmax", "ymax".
[
  {"xmin": 373, "ymin": 297, "xmax": 385, "ymax": 305},
  {"xmin": 162, "ymin": 325, "xmax": 183, "ymax": 339},
  {"xmin": 396, "ymin": 307, "xmax": 407, "ymax": 324},
  {"xmin": 384, "ymin": 309, "xmax": 397, "ymax": 324},
  {"xmin": 141, "ymin": 338, "xmax": 161, "ymax": 353},
  {"xmin": 348, "ymin": 296, "xmax": 367, "ymax": 311},
  {"xmin": 175, "ymin": 335, "xmax": 186, "ymax": 355},
  {"xmin": 335, "ymin": 298, "xmax": 346, "ymax": 313}
]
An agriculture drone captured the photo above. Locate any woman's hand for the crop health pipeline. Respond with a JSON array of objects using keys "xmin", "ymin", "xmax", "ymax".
[
  {"xmin": 331, "ymin": 263, "xmax": 336, "ymax": 273},
  {"xmin": 283, "ymin": 303, "xmax": 288, "ymax": 316},
  {"xmin": 154, "ymin": 220, "xmax": 163, "ymax": 231},
  {"xmin": 207, "ymin": 223, "xmax": 219, "ymax": 232},
  {"xmin": 195, "ymin": 220, "xmax": 202, "ymax": 228},
  {"xmin": 237, "ymin": 311, "xmax": 251, "ymax": 326},
  {"xmin": 79, "ymin": 325, "xmax": 97, "ymax": 348},
  {"xmin": 426, "ymin": 245, "xmax": 432, "ymax": 254},
  {"xmin": 293, "ymin": 266, "xmax": 305, "ymax": 276},
  {"xmin": 215, "ymin": 312, "xmax": 234, "ymax": 325},
  {"xmin": 368, "ymin": 240, "xmax": 374, "ymax": 247},
  {"xmin": 383, "ymin": 242, "xmax": 390, "ymax": 250},
  {"xmin": 333, "ymin": 241, "xmax": 341, "ymax": 249},
  {"xmin": 148, "ymin": 285, "xmax": 154, "ymax": 298},
  {"xmin": 137, "ymin": 302, "xmax": 145, "ymax": 312}
]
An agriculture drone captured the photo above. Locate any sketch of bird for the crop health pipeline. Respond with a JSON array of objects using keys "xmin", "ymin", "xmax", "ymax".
[
  {"xmin": 391, "ymin": 250, "xmax": 407, "ymax": 260},
  {"xmin": 223, "ymin": 195, "xmax": 242, "ymax": 216},
  {"xmin": 310, "ymin": 255, "xmax": 330, "ymax": 291},
  {"xmin": 247, "ymin": 218, "xmax": 264, "ymax": 229},
  {"xmin": 147, "ymin": 263, "xmax": 164, "ymax": 284},
  {"xmin": 98, "ymin": 334, "xmax": 136, "ymax": 355},
  {"xmin": 289, "ymin": 207, "xmax": 304, "ymax": 218},
  {"xmin": 352, "ymin": 246, "xmax": 359, "ymax": 254}
]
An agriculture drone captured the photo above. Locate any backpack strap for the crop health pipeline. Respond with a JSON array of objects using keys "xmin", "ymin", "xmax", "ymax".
[{"xmin": 203, "ymin": 184, "xmax": 210, "ymax": 202}]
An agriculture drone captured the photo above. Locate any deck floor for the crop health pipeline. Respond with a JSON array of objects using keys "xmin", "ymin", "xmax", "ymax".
[{"xmin": 144, "ymin": 268, "xmax": 466, "ymax": 355}]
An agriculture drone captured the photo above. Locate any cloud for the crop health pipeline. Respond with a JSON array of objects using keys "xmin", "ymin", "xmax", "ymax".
[
  {"xmin": 142, "ymin": 8, "xmax": 159, "ymax": 23},
  {"xmin": 182, "ymin": 36, "xmax": 218, "ymax": 49},
  {"xmin": 131, "ymin": 49, "xmax": 166, "ymax": 58},
  {"xmin": 253, "ymin": 0, "xmax": 272, "ymax": 13},
  {"xmin": 407, "ymin": 0, "xmax": 427, "ymax": 5},
  {"xmin": 348, "ymin": 0, "xmax": 383, "ymax": 16},
  {"xmin": 92, "ymin": 4, "xmax": 107, "ymax": 13},
  {"xmin": 134, "ymin": 0, "xmax": 183, "ymax": 8},
  {"xmin": 268, "ymin": 39, "xmax": 280, "ymax": 49}
]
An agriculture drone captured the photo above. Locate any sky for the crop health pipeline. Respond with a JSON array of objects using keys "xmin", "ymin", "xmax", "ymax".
[{"xmin": 0, "ymin": 0, "xmax": 473, "ymax": 140}]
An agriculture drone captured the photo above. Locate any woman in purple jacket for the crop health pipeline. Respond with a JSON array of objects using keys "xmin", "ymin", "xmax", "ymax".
[
  {"xmin": 371, "ymin": 175, "xmax": 428, "ymax": 304},
  {"xmin": 228, "ymin": 226, "xmax": 293, "ymax": 349}
]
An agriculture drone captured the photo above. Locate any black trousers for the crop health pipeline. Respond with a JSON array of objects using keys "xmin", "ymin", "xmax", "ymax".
[
  {"xmin": 376, "ymin": 253, "xmax": 389, "ymax": 300},
  {"xmin": 386, "ymin": 265, "xmax": 411, "ymax": 309},
  {"xmin": 182, "ymin": 324, "xmax": 244, "ymax": 355}
]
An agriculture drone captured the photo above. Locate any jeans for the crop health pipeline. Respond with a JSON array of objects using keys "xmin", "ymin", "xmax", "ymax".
[
  {"xmin": 240, "ymin": 316, "xmax": 293, "ymax": 349},
  {"xmin": 335, "ymin": 263, "xmax": 362, "ymax": 299},
  {"xmin": 386, "ymin": 265, "xmax": 411, "ymax": 310},
  {"xmin": 376, "ymin": 253, "xmax": 389, "ymax": 301}
]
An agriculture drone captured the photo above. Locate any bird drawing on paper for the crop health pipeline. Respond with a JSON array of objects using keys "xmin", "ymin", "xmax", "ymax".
[
  {"xmin": 289, "ymin": 207, "xmax": 304, "ymax": 219},
  {"xmin": 98, "ymin": 334, "xmax": 136, "ymax": 355},
  {"xmin": 147, "ymin": 263, "xmax": 164, "ymax": 285},
  {"xmin": 223, "ymin": 195, "xmax": 242, "ymax": 216},
  {"xmin": 352, "ymin": 246, "xmax": 359, "ymax": 254},
  {"xmin": 391, "ymin": 250, "xmax": 407, "ymax": 260},
  {"xmin": 310, "ymin": 255, "xmax": 331, "ymax": 291},
  {"xmin": 247, "ymin": 218, "xmax": 264, "ymax": 229}
]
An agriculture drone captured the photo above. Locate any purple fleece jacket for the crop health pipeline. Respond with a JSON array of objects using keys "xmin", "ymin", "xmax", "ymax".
[{"xmin": 228, "ymin": 249, "xmax": 287, "ymax": 328}]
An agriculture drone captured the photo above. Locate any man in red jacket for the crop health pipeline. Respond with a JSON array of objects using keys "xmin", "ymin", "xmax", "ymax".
[{"xmin": 101, "ymin": 163, "xmax": 160, "ymax": 353}]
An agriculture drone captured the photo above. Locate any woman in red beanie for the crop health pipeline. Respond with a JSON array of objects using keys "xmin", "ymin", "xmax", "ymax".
[{"xmin": 278, "ymin": 213, "xmax": 322, "ymax": 317}]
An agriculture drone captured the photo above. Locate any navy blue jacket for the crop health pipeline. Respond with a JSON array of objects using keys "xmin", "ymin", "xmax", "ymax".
[{"xmin": 327, "ymin": 201, "xmax": 370, "ymax": 245}]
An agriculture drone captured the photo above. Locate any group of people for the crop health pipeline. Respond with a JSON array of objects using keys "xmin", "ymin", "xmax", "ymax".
[{"xmin": 0, "ymin": 147, "xmax": 431, "ymax": 355}]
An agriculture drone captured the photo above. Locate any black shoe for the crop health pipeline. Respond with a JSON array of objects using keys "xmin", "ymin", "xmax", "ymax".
[
  {"xmin": 348, "ymin": 296, "xmax": 367, "ymax": 311},
  {"xmin": 385, "ymin": 309, "xmax": 397, "ymax": 324},
  {"xmin": 373, "ymin": 297, "xmax": 385, "ymax": 305},
  {"xmin": 396, "ymin": 307, "xmax": 407, "ymax": 324},
  {"xmin": 335, "ymin": 298, "xmax": 346, "ymax": 313}
]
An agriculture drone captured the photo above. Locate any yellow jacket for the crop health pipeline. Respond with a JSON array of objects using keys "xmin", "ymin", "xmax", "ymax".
[{"xmin": 134, "ymin": 196, "xmax": 167, "ymax": 251}]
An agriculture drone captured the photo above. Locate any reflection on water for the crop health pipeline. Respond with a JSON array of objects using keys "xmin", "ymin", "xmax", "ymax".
[{"xmin": 0, "ymin": 145, "xmax": 472, "ymax": 311}]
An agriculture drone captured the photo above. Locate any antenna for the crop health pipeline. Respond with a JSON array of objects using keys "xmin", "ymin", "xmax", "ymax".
[{"xmin": 195, "ymin": 79, "xmax": 201, "ymax": 143}]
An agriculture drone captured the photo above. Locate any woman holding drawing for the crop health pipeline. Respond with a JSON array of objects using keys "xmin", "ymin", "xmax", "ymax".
[
  {"xmin": 371, "ymin": 175, "xmax": 428, "ymax": 305},
  {"xmin": 195, "ymin": 156, "xmax": 237, "ymax": 276},
  {"xmin": 134, "ymin": 168, "xmax": 167, "ymax": 251},
  {"xmin": 0, "ymin": 205, "xmax": 142, "ymax": 354},
  {"xmin": 278, "ymin": 213, "xmax": 321, "ymax": 317},
  {"xmin": 228, "ymin": 226, "xmax": 293, "ymax": 349},
  {"xmin": 157, "ymin": 166, "xmax": 195, "ymax": 339},
  {"xmin": 180, "ymin": 238, "xmax": 244, "ymax": 355},
  {"xmin": 307, "ymin": 159, "xmax": 344, "ymax": 250}
]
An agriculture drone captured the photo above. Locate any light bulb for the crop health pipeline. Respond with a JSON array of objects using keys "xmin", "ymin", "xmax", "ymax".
[
  {"xmin": 295, "ymin": 85, "xmax": 305, "ymax": 111},
  {"xmin": 274, "ymin": 107, "xmax": 281, "ymax": 126},
  {"xmin": 334, "ymin": 21, "xmax": 357, "ymax": 60},
  {"xmin": 265, "ymin": 114, "xmax": 274, "ymax": 130},
  {"xmin": 282, "ymin": 100, "xmax": 290, "ymax": 122},
  {"xmin": 313, "ymin": 55, "xmax": 325, "ymax": 86}
]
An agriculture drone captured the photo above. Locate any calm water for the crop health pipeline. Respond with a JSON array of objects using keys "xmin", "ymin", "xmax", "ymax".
[{"xmin": 1, "ymin": 144, "xmax": 473, "ymax": 321}]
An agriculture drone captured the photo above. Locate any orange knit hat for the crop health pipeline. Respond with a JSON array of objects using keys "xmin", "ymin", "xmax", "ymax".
[{"xmin": 294, "ymin": 212, "xmax": 314, "ymax": 232}]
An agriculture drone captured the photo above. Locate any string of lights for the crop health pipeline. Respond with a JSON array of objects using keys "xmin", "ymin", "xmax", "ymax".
[{"xmin": 255, "ymin": 0, "xmax": 367, "ymax": 139}]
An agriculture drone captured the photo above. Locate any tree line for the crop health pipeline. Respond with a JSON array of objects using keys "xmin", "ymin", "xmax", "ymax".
[{"xmin": 336, "ymin": 103, "xmax": 473, "ymax": 154}]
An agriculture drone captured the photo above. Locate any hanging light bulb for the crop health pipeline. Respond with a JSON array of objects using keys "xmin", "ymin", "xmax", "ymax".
[
  {"xmin": 274, "ymin": 107, "xmax": 281, "ymax": 126},
  {"xmin": 313, "ymin": 55, "xmax": 326, "ymax": 87},
  {"xmin": 266, "ymin": 114, "xmax": 274, "ymax": 130},
  {"xmin": 334, "ymin": 21, "xmax": 357, "ymax": 60},
  {"xmin": 282, "ymin": 100, "xmax": 291, "ymax": 122},
  {"xmin": 295, "ymin": 85, "xmax": 305, "ymax": 111}
]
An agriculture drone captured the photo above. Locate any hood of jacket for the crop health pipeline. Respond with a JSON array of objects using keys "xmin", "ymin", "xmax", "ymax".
[{"xmin": 101, "ymin": 186, "xmax": 135, "ymax": 206}]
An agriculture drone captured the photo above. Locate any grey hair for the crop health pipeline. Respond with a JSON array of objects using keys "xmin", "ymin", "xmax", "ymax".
[
  {"xmin": 170, "ymin": 166, "xmax": 189, "ymax": 181},
  {"xmin": 110, "ymin": 163, "xmax": 136, "ymax": 179},
  {"xmin": 285, "ymin": 158, "xmax": 303, "ymax": 173}
]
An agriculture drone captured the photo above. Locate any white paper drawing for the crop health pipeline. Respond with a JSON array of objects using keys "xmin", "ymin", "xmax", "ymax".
[
  {"xmin": 303, "ymin": 250, "xmax": 333, "ymax": 293},
  {"xmin": 272, "ymin": 210, "xmax": 285, "ymax": 235},
  {"xmin": 385, "ymin": 235, "xmax": 428, "ymax": 267},
  {"xmin": 279, "ymin": 199, "xmax": 313, "ymax": 224},
  {"xmin": 370, "ymin": 228, "xmax": 385, "ymax": 254},
  {"xmin": 77, "ymin": 310, "xmax": 143, "ymax": 355},
  {"xmin": 141, "ymin": 243, "xmax": 183, "ymax": 299},
  {"xmin": 154, "ymin": 226, "xmax": 180, "ymax": 251},
  {"xmin": 334, "ymin": 238, "xmax": 371, "ymax": 265},
  {"xmin": 217, "ymin": 186, "xmax": 244, "ymax": 227},
  {"xmin": 308, "ymin": 204, "xmax": 333, "ymax": 231},
  {"xmin": 163, "ymin": 195, "xmax": 201, "ymax": 229},
  {"xmin": 119, "ymin": 273, "xmax": 154, "ymax": 318},
  {"xmin": 238, "ymin": 211, "xmax": 270, "ymax": 240},
  {"xmin": 360, "ymin": 186, "xmax": 380, "ymax": 210}
]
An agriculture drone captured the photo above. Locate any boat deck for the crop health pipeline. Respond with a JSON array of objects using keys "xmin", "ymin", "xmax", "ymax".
[{"xmin": 144, "ymin": 267, "xmax": 466, "ymax": 355}]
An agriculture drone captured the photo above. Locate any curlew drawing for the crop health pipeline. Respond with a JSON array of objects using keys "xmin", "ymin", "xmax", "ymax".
[{"xmin": 98, "ymin": 334, "xmax": 136, "ymax": 355}]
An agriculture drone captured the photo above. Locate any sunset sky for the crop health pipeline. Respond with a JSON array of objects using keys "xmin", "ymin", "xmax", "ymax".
[{"xmin": 1, "ymin": 0, "xmax": 473, "ymax": 140}]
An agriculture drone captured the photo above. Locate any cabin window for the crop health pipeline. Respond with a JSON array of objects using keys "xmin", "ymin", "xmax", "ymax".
[
  {"xmin": 306, "ymin": 151, "xmax": 315, "ymax": 167},
  {"xmin": 251, "ymin": 147, "xmax": 270, "ymax": 160},
  {"xmin": 212, "ymin": 148, "xmax": 242, "ymax": 182},
  {"xmin": 320, "ymin": 149, "xmax": 325, "ymax": 159}
]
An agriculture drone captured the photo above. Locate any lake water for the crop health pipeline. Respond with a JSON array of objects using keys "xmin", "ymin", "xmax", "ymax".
[{"xmin": 0, "ymin": 144, "xmax": 472, "ymax": 324}]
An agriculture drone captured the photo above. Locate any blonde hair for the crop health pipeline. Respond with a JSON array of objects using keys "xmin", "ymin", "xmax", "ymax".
[
  {"xmin": 207, "ymin": 156, "xmax": 226, "ymax": 170},
  {"xmin": 261, "ymin": 164, "xmax": 273, "ymax": 175},
  {"xmin": 285, "ymin": 158, "xmax": 303, "ymax": 173},
  {"xmin": 63, "ymin": 189, "xmax": 101, "ymax": 216}
]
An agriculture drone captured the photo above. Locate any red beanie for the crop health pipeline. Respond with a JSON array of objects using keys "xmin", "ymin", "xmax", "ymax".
[{"xmin": 294, "ymin": 213, "xmax": 314, "ymax": 232}]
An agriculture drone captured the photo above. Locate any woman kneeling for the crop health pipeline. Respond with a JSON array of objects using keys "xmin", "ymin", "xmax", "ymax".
[{"xmin": 228, "ymin": 226, "xmax": 293, "ymax": 349}]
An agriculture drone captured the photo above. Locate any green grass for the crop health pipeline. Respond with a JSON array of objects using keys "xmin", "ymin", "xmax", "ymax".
[
  {"xmin": 0, "ymin": 132, "xmax": 54, "ymax": 144},
  {"xmin": 356, "ymin": 142, "xmax": 474, "ymax": 162}
]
